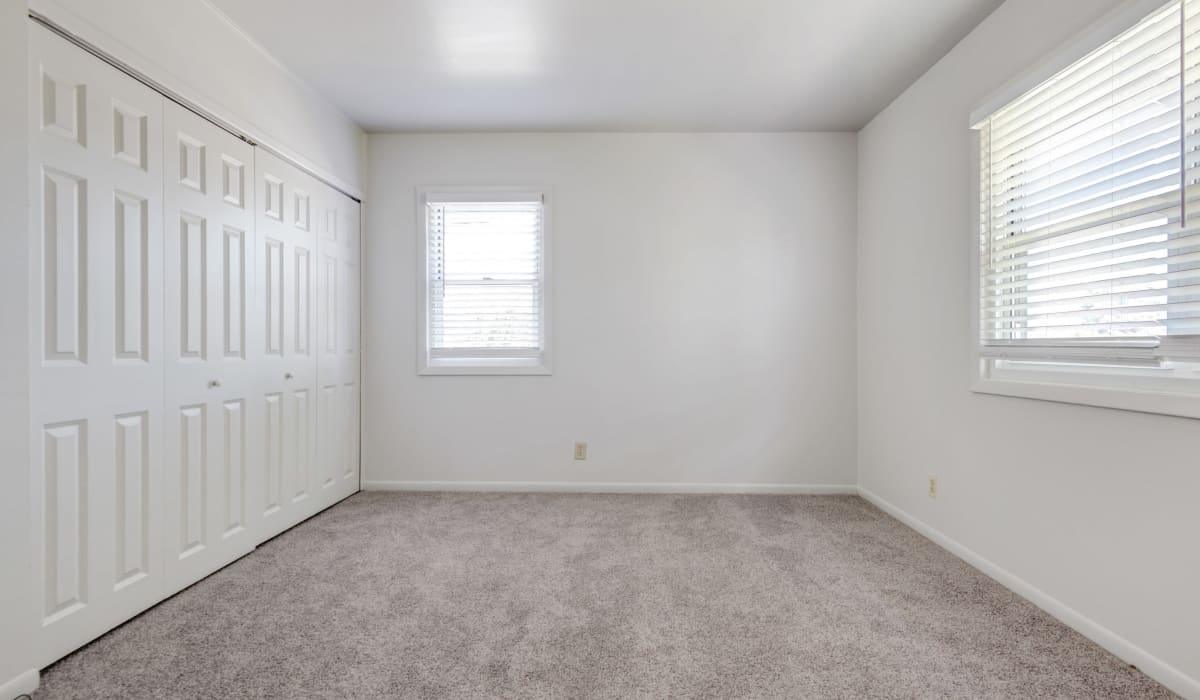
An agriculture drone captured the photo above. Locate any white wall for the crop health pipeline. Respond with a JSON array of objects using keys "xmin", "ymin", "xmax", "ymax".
[
  {"xmin": 30, "ymin": 0, "xmax": 366, "ymax": 193},
  {"xmin": 857, "ymin": 0, "xmax": 1200, "ymax": 695},
  {"xmin": 364, "ymin": 133, "xmax": 858, "ymax": 491},
  {"xmin": 1, "ymin": 5, "xmax": 36, "ymax": 698}
]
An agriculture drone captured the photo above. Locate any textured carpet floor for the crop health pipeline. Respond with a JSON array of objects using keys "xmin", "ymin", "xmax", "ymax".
[{"xmin": 36, "ymin": 492, "xmax": 1172, "ymax": 699}]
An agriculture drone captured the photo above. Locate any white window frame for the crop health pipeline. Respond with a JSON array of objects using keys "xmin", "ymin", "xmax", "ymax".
[
  {"xmin": 968, "ymin": 0, "xmax": 1200, "ymax": 419},
  {"xmin": 416, "ymin": 186, "xmax": 553, "ymax": 376}
]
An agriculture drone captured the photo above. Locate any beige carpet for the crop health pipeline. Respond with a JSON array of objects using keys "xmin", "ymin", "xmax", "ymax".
[{"xmin": 35, "ymin": 492, "xmax": 1173, "ymax": 698}]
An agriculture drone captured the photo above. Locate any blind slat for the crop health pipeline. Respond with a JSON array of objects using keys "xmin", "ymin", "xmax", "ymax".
[
  {"xmin": 983, "ymin": 248, "xmax": 1200, "ymax": 295},
  {"xmin": 988, "ymin": 4, "xmax": 1189, "ymax": 140},
  {"xmin": 984, "ymin": 267, "xmax": 1200, "ymax": 304}
]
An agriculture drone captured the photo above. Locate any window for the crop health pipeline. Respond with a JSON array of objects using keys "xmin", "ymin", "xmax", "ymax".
[
  {"xmin": 417, "ymin": 189, "xmax": 550, "ymax": 374},
  {"xmin": 971, "ymin": 0, "xmax": 1200, "ymax": 417}
]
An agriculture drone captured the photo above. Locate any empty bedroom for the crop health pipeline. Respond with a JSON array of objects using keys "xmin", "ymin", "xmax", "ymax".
[{"xmin": 1, "ymin": 0, "xmax": 1197, "ymax": 697}]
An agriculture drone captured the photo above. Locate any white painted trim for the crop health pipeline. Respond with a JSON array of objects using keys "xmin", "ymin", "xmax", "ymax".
[
  {"xmin": 363, "ymin": 480, "xmax": 859, "ymax": 495},
  {"xmin": 418, "ymin": 358, "xmax": 552, "ymax": 376},
  {"xmin": 414, "ymin": 186, "xmax": 553, "ymax": 376},
  {"xmin": 967, "ymin": 81, "xmax": 1200, "ymax": 421},
  {"xmin": 857, "ymin": 487, "xmax": 1200, "ymax": 700},
  {"xmin": 972, "ymin": 375, "xmax": 1200, "ymax": 419},
  {"xmin": 0, "ymin": 669, "xmax": 39, "ymax": 698}
]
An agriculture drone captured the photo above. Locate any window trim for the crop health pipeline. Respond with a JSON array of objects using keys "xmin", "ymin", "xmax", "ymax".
[
  {"xmin": 415, "ymin": 186, "xmax": 553, "ymax": 376},
  {"xmin": 967, "ymin": 0, "xmax": 1200, "ymax": 419}
]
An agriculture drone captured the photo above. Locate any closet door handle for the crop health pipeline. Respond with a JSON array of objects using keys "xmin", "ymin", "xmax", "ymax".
[
  {"xmin": 284, "ymin": 372, "xmax": 294, "ymax": 380},
  {"xmin": 208, "ymin": 379, "xmax": 222, "ymax": 389}
]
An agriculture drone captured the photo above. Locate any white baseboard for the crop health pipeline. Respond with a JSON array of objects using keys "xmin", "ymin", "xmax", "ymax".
[
  {"xmin": 362, "ymin": 480, "xmax": 858, "ymax": 495},
  {"xmin": 857, "ymin": 487, "xmax": 1199, "ymax": 700},
  {"xmin": 0, "ymin": 669, "xmax": 39, "ymax": 699}
]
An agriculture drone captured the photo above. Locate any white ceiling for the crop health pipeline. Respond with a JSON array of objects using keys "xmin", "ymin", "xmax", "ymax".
[{"xmin": 206, "ymin": 0, "xmax": 1003, "ymax": 133}]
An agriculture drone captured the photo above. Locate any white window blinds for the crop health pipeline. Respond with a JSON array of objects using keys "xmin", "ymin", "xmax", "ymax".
[
  {"xmin": 977, "ymin": 0, "xmax": 1200, "ymax": 356},
  {"xmin": 426, "ymin": 194, "xmax": 545, "ymax": 360}
]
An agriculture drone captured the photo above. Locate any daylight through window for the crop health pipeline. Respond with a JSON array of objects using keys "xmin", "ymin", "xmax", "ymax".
[
  {"xmin": 976, "ymin": 1, "xmax": 1200, "ymax": 360},
  {"xmin": 421, "ymin": 191, "xmax": 549, "ymax": 373}
]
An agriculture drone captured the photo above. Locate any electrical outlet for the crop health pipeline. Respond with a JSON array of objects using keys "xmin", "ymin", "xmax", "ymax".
[
  {"xmin": 928, "ymin": 474, "xmax": 938, "ymax": 499},
  {"xmin": 574, "ymin": 442, "xmax": 587, "ymax": 460}
]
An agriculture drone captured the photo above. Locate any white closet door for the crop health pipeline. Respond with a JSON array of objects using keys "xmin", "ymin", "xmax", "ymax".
[
  {"xmin": 254, "ymin": 149, "xmax": 319, "ymax": 539},
  {"xmin": 27, "ymin": 25, "xmax": 165, "ymax": 666},
  {"xmin": 317, "ymin": 190, "xmax": 361, "ymax": 506},
  {"xmin": 162, "ymin": 102, "xmax": 259, "ymax": 589}
]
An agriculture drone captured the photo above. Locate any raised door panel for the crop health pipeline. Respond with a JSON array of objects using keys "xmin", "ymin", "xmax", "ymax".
[
  {"xmin": 41, "ymin": 420, "xmax": 87, "ymax": 624},
  {"xmin": 41, "ymin": 168, "xmax": 87, "ymax": 364},
  {"xmin": 223, "ymin": 225, "xmax": 248, "ymax": 360},
  {"xmin": 178, "ymin": 405, "xmax": 207, "ymax": 559},
  {"xmin": 220, "ymin": 399, "xmax": 248, "ymax": 538},
  {"xmin": 178, "ymin": 213, "xmax": 207, "ymax": 360},
  {"xmin": 340, "ymin": 381, "xmax": 359, "ymax": 484},
  {"xmin": 29, "ymin": 25, "xmax": 165, "ymax": 668},
  {"xmin": 263, "ymin": 237, "xmax": 284, "ymax": 357},
  {"xmin": 318, "ymin": 383, "xmax": 340, "ymax": 490},
  {"xmin": 262, "ymin": 391, "xmax": 283, "ymax": 518},
  {"xmin": 288, "ymin": 388, "xmax": 311, "ymax": 506},
  {"xmin": 162, "ymin": 101, "xmax": 258, "ymax": 591},
  {"xmin": 292, "ymin": 245, "xmax": 312, "ymax": 361},
  {"xmin": 341, "ymin": 258, "xmax": 358, "ymax": 360},
  {"xmin": 114, "ymin": 193, "xmax": 149, "ymax": 362},
  {"xmin": 113, "ymin": 412, "xmax": 150, "ymax": 590},
  {"xmin": 319, "ymin": 252, "xmax": 338, "ymax": 358}
]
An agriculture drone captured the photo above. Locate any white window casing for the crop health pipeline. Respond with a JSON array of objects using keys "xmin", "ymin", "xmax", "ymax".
[
  {"xmin": 417, "ymin": 187, "xmax": 552, "ymax": 375},
  {"xmin": 970, "ymin": 0, "xmax": 1200, "ymax": 417}
]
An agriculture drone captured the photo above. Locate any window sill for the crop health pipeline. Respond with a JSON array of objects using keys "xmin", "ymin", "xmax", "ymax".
[
  {"xmin": 418, "ymin": 357, "xmax": 552, "ymax": 376},
  {"xmin": 972, "ymin": 376, "xmax": 1200, "ymax": 420}
]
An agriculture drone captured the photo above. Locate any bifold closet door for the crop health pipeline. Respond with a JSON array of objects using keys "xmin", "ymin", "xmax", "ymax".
[
  {"xmin": 254, "ymin": 149, "xmax": 320, "ymax": 539},
  {"xmin": 28, "ymin": 25, "xmax": 166, "ymax": 666},
  {"xmin": 317, "ymin": 190, "xmax": 361, "ymax": 503},
  {"xmin": 162, "ymin": 102, "xmax": 259, "ymax": 590}
]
